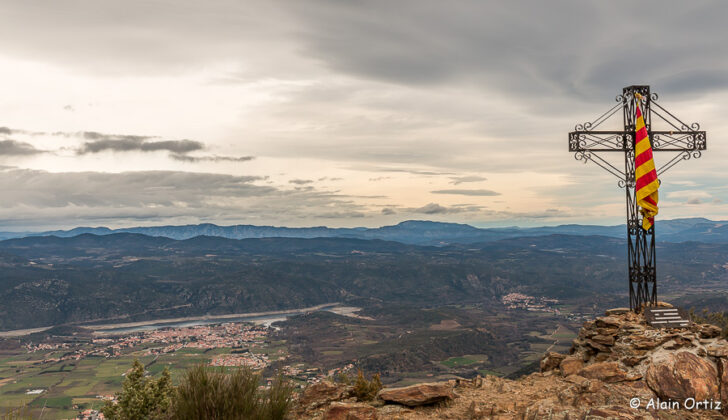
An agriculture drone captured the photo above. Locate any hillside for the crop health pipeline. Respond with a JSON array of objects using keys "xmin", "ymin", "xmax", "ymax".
[{"xmin": 1, "ymin": 233, "xmax": 727, "ymax": 331}]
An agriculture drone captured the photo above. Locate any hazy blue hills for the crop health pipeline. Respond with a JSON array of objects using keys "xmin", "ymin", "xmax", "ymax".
[{"xmin": 0, "ymin": 217, "xmax": 724, "ymax": 245}]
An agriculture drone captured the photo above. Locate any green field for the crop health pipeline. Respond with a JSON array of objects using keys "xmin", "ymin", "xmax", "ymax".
[{"xmin": 0, "ymin": 347, "xmax": 230, "ymax": 419}]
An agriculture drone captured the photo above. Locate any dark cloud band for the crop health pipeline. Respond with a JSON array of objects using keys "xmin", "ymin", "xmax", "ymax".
[{"xmin": 0, "ymin": 140, "xmax": 44, "ymax": 156}]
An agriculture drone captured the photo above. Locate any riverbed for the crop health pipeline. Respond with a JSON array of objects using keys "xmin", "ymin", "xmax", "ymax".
[{"xmin": 0, "ymin": 302, "xmax": 365, "ymax": 337}]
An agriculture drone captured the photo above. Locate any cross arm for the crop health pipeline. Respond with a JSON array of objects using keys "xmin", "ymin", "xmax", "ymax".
[
  {"xmin": 568, "ymin": 130, "xmax": 706, "ymax": 153},
  {"xmin": 568, "ymin": 128, "xmax": 706, "ymax": 179}
]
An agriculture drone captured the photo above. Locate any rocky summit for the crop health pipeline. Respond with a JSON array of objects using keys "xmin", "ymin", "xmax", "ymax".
[{"xmin": 292, "ymin": 305, "xmax": 728, "ymax": 419}]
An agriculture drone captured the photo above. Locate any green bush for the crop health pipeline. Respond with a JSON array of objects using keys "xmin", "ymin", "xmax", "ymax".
[
  {"xmin": 352, "ymin": 370, "xmax": 382, "ymax": 401},
  {"xmin": 334, "ymin": 371, "xmax": 351, "ymax": 385},
  {"xmin": 170, "ymin": 365, "xmax": 293, "ymax": 420},
  {"xmin": 102, "ymin": 361, "xmax": 293, "ymax": 420},
  {"xmin": 102, "ymin": 359, "xmax": 173, "ymax": 420}
]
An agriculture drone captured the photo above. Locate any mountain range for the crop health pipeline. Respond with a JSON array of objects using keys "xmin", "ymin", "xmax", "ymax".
[
  {"xmin": 1, "ymin": 217, "xmax": 725, "ymax": 245},
  {"xmin": 1, "ymin": 229, "xmax": 727, "ymax": 331}
]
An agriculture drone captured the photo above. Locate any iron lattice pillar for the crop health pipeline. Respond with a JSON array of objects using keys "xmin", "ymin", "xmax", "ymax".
[{"xmin": 623, "ymin": 86, "xmax": 657, "ymax": 311}]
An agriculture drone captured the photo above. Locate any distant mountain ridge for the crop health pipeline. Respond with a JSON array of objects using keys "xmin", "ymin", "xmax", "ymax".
[{"xmin": 0, "ymin": 217, "xmax": 724, "ymax": 245}]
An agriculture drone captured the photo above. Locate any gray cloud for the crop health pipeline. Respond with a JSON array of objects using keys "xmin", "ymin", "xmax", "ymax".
[
  {"xmin": 412, "ymin": 203, "xmax": 464, "ymax": 215},
  {"xmin": 289, "ymin": 179, "xmax": 314, "ymax": 185},
  {"xmin": 0, "ymin": 168, "xmax": 369, "ymax": 229},
  {"xmin": 351, "ymin": 165, "xmax": 455, "ymax": 176},
  {"xmin": 687, "ymin": 198, "xmax": 703, "ymax": 205},
  {"xmin": 431, "ymin": 189, "xmax": 500, "ymax": 197},
  {"xmin": 78, "ymin": 133, "xmax": 203, "ymax": 154},
  {"xmin": 77, "ymin": 132, "xmax": 255, "ymax": 163},
  {"xmin": 170, "ymin": 153, "xmax": 255, "ymax": 163},
  {"xmin": 286, "ymin": 1, "xmax": 728, "ymax": 99},
  {"xmin": 415, "ymin": 203, "xmax": 448, "ymax": 214},
  {"xmin": 2, "ymin": 126, "xmax": 255, "ymax": 164},
  {"xmin": 0, "ymin": 139, "xmax": 44, "ymax": 156},
  {"xmin": 381, "ymin": 207, "xmax": 396, "ymax": 215},
  {"xmin": 0, "ymin": 168, "xmax": 268, "ymax": 208},
  {"xmin": 449, "ymin": 176, "xmax": 487, "ymax": 185},
  {"xmin": 76, "ymin": 131, "xmax": 254, "ymax": 163}
]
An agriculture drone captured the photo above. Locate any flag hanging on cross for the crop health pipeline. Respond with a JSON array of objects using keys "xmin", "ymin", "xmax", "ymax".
[{"xmin": 634, "ymin": 93, "xmax": 659, "ymax": 230}]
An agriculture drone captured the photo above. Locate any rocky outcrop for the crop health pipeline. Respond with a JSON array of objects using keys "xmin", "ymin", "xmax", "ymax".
[
  {"xmin": 324, "ymin": 402, "xmax": 378, "ymax": 420},
  {"xmin": 540, "ymin": 351, "xmax": 566, "ymax": 372},
  {"xmin": 298, "ymin": 381, "xmax": 350, "ymax": 410},
  {"xmin": 293, "ymin": 308, "xmax": 728, "ymax": 419},
  {"xmin": 377, "ymin": 383, "xmax": 455, "ymax": 407},
  {"xmin": 559, "ymin": 356, "xmax": 582, "ymax": 376}
]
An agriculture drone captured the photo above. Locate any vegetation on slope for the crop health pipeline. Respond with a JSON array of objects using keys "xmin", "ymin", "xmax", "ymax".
[{"xmin": 102, "ymin": 360, "xmax": 293, "ymax": 420}]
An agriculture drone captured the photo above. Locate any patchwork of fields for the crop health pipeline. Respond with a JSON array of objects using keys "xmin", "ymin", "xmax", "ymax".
[{"xmin": 0, "ymin": 304, "xmax": 584, "ymax": 419}]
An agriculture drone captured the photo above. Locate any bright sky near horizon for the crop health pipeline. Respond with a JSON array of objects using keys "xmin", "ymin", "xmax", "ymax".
[{"xmin": 1, "ymin": 1, "xmax": 727, "ymax": 230}]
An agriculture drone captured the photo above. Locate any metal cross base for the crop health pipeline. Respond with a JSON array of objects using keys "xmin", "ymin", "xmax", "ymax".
[{"xmin": 568, "ymin": 85, "xmax": 706, "ymax": 311}]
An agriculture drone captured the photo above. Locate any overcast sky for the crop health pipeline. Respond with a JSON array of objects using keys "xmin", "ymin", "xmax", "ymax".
[{"xmin": 1, "ymin": 0, "xmax": 727, "ymax": 230}]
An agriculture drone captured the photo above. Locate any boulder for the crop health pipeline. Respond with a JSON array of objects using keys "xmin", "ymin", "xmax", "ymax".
[
  {"xmin": 299, "ymin": 381, "xmax": 347, "ymax": 408},
  {"xmin": 378, "ymin": 383, "xmax": 455, "ymax": 407},
  {"xmin": 646, "ymin": 351, "xmax": 719, "ymax": 401},
  {"xmin": 323, "ymin": 402, "xmax": 377, "ymax": 420},
  {"xmin": 579, "ymin": 362, "xmax": 633, "ymax": 383},
  {"xmin": 559, "ymin": 357, "xmax": 583, "ymax": 377},
  {"xmin": 540, "ymin": 352, "xmax": 566, "ymax": 372}
]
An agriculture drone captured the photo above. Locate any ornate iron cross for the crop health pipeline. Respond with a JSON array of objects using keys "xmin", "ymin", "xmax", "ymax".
[{"xmin": 568, "ymin": 85, "xmax": 706, "ymax": 311}]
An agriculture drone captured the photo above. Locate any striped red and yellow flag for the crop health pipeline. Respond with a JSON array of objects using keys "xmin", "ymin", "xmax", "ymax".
[{"xmin": 634, "ymin": 95, "xmax": 659, "ymax": 230}]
